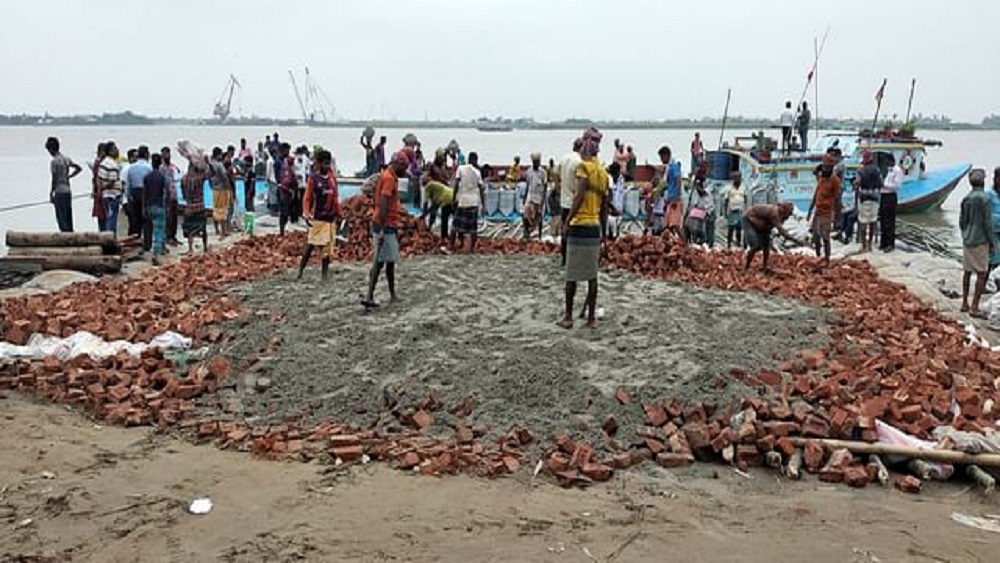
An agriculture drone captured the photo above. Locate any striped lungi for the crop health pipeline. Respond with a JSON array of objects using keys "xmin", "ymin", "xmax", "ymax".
[
  {"xmin": 565, "ymin": 224, "xmax": 601, "ymax": 282},
  {"xmin": 453, "ymin": 206, "xmax": 479, "ymax": 235}
]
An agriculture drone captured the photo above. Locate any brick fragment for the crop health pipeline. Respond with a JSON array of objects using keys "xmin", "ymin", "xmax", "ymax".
[
  {"xmin": 580, "ymin": 462, "xmax": 613, "ymax": 482},
  {"xmin": 602, "ymin": 416, "xmax": 619, "ymax": 436},
  {"xmin": 656, "ymin": 452, "xmax": 694, "ymax": 468},
  {"xmin": 895, "ymin": 475, "xmax": 922, "ymax": 493},
  {"xmin": 803, "ymin": 440, "xmax": 825, "ymax": 472},
  {"xmin": 843, "ymin": 466, "xmax": 870, "ymax": 488},
  {"xmin": 683, "ymin": 423, "xmax": 711, "ymax": 450},
  {"xmin": 412, "ymin": 409, "xmax": 433, "ymax": 429},
  {"xmin": 547, "ymin": 452, "xmax": 571, "ymax": 473},
  {"xmin": 614, "ymin": 387, "xmax": 632, "ymax": 405},
  {"xmin": 569, "ymin": 443, "xmax": 593, "ymax": 468},
  {"xmin": 643, "ymin": 402, "xmax": 668, "ymax": 427},
  {"xmin": 399, "ymin": 451, "xmax": 421, "ymax": 470},
  {"xmin": 736, "ymin": 444, "xmax": 763, "ymax": 467},
  {"xmin": 332, "ymin": 445, "xmax": 364, "ymax": 462}
]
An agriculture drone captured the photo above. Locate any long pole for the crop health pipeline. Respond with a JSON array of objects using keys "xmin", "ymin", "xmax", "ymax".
[
  {"xmin": 869, "ymin": 78, "xmax": 888, "ymax": 148},
  {"xmin": 904, "ymin": 78, "xmax": 917, "ymax": 125},
  {"xmin": 717, "ymin": 88, "xmax": 732, "ymax": 151},
  {"xmin": 813, "ymin": 36, "xmax": 820, "ymax": 132}
]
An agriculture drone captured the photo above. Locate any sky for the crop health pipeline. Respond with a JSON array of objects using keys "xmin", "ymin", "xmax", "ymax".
[{"xmin": 2, "ymin": 0, "xmax": 998, "ymax": 122}]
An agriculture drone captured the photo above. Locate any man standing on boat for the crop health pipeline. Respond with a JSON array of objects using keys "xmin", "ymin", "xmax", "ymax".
[
  {"xmin": 880, "ymin": 154, "xmax": 905, "ymax": 252},
  {"xmin": 779, "ymin": 101, "xmax": 795, "ymax": 154},
  {"xmin": 690, "ymin": 133, "xmax": 704, "ymax": 177},
  {"xmin": 557, "ymin": 138, "xmax": 584, "ymax": 265},
  {"xmin": 796, "ymin": 102, "xmax": 811, "ymax": 151},
  {"xmin": 45, "ymin": 137, "xmax": 82, "ymax": 233},
  {"xmin": 743, "ymin": 202, "xmax": 806, "ymax": 272},
  {"xmin": 959, "ymin": 169, "xmax": 994, "ymax": 318},
  {"xmin": 807, "ymin": 155, "xmax": 841, "ymax": 268}
]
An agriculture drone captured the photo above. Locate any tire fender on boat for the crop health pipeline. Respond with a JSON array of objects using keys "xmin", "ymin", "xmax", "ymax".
[{"xmin": 900, "ymin": 150, "xmax": 916, "ymax": 174}]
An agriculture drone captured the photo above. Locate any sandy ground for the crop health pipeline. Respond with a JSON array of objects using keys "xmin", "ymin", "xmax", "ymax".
[
  {"xmin": 206, "ymin": 256, "xmax": 828, "ymax": 454},
  {"xmin": 2, "ymin": 394, "xmax": 998, "ymax": 563}
]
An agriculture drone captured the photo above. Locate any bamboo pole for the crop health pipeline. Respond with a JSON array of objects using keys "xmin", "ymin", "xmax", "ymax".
[
  {"xmin": 5, "ymin": 231, "xmax": 118, "ymax": 248},
  {"xmin": 787, "ymin": 437, "xmax": 1000, "ymax": 467}
]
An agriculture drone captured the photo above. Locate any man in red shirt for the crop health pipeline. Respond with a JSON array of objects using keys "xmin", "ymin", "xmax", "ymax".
[
  {"xmin": 363, "ymin": 151, "xmax": 409, "ymax": 308},
  {"xmin": 298, "ymin": 150, "xmax": 342, "ymax": 281},
  {"xmin": 807, "ymin": 154, "xmax": 842, "ymax": 268}
]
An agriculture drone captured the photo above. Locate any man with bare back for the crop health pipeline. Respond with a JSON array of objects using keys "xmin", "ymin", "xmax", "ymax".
[{"xmin": 743, "ymin": 202, "xmax": 805, "ymax": 272}]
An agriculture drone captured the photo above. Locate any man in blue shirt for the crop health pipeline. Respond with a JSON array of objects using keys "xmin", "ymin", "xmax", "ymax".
[
  {"xmin": 126, "ymin": 145, "xmax": 153, "ymax": 250},
  {"xmin": 658, "ymin": 146, "xmax": 683, "ymax": 235}
]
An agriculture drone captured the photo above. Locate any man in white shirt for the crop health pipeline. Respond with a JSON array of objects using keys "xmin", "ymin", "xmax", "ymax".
[
  {"xmin": 452, "ymin": 152, "xmax": 485, "ymax": 253},
  {"xmin": 557, "ymin": 138, "xmax": 584, "ymax": 265},
  {"xmin": 522, "ymin": 152, "xmax": 547, "ymax": 240},
  {"xmin": 779, "ymin": 101, "xmax": 795, "ymax": 154},
  {"xmin": 879, "ymin": 156, "xmax": 906, "ymax": 252}
]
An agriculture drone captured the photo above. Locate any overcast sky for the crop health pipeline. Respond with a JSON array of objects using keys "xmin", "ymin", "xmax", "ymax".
[{"xmin": 3, "ymin": 0, "xmax": 997, "ymax": 122}]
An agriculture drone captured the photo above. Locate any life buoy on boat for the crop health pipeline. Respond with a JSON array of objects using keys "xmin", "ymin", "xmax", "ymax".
[{"xmin": 899, "ymin": 150, "xmax": 916, "ymax": 174}]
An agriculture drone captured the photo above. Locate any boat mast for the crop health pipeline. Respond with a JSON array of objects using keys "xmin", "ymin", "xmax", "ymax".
[{"xmin": 904, "ymin": 78, "xmax": 917, "ymax": 125}]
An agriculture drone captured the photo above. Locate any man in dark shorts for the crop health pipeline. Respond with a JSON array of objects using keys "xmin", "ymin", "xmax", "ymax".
[{"xmin": 743, "ymin": 202, "xmax": 805, "ymax": 272}]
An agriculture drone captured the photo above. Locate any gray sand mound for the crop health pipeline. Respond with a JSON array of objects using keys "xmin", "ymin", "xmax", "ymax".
[{"xmin": 206, "ymin": 255, "xmax": 829, "ymax": 450}]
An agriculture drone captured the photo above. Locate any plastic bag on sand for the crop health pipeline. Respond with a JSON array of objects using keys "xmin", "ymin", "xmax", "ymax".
[
  {"xmin": 987, "ymin": 293, "xmax": 1000, "ymax": 330},
  {"xmin": 933, "ymin": 426, "xmax": 1000, "ymax": 454},
  {"xmin": 876, "ymin": 419, "xmax": 954, "ymax": 477},
  {"xmin": 0, "ymin": 331, "xmax": 191, "ymax": 361}
]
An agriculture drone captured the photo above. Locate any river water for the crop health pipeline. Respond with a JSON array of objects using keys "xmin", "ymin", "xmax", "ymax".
[{"xmin": 2, "ymin": 125, "xmax": 998, "ymax": 251}]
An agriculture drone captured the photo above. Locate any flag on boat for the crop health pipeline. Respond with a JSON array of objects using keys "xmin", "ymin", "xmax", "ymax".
[{"xmin": 875, "ymin": 79, "xmax": 887, "ymax": 104}]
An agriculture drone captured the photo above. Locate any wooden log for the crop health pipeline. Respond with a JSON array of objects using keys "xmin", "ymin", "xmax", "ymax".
[
  {"xmin": 788, "ymin": 437, "xmax": 1000, "ymax": 468},
  {"xmin": 0, "ymin": 255, "xmax": 122, "ymax": 275},
  {"xmin": 5, "ymin": 231, "xmax": 118, "ymax": 250},
  {"xmin": 6, "ymin": 246, "xmax": 104, "ymax": 257}
]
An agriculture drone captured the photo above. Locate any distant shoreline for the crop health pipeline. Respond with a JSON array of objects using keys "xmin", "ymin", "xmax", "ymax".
[{"xmin": 2, "ymin": 113, "xmax": 996, "ymax": 132}]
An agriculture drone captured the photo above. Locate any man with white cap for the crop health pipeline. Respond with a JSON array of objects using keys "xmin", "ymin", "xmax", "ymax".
[
  {"xmin": 959, "ymin": 168, "xmax": 994, "ymax": 318},
  {"xmin": 522, "ymin": 152, "xmax": 547, "ymax": 240}
]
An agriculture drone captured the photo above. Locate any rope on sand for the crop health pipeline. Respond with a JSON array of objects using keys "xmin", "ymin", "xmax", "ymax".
[{"xmin": 896, "ymin": 221, "xmax": 960, "ymax": 261}]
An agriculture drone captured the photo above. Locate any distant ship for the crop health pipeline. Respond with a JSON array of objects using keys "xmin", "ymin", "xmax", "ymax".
[{"xmin": 476, "ymin": 123, "xmax": 513, "ymax": 133}]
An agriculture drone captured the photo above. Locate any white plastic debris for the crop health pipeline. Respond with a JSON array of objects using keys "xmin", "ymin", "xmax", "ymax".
[
  {"xmin": 188, "ymin": 497, "xmax": 213, "ymax": 515},
  {"xmin": 950, "ymin": 512, "xmax": 1000, "ymax": 534},
  {"xmin": 0, "ymin": 330, "xmax": 191, "ymax": 361}
]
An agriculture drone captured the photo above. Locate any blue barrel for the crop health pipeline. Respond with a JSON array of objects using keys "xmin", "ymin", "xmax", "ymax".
[{"xmin": 708, "ymin": 151, "xmax": 732, "ymax": 181}]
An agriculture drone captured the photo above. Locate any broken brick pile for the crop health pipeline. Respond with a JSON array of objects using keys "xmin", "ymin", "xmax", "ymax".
[{"xmin": 1, "ymin": 203, "xmax": 999, "ymax": 489}]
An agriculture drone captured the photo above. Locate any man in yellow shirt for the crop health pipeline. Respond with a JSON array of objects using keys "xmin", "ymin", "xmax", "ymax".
[
  {"xmin": 419, "ymin": 179, "xmax": 455, "ymax": 241},
  {"xmin": 507, "ymin": 156, "xmax": 522, "ymax": 183},
  {"xmin": 560, "ymin": 128, "xmax": 609, "ymax": 330}
]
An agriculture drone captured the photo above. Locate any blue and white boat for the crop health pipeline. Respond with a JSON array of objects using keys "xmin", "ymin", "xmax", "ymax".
[{"xmin": 707, "ymin": 132, "xmax": 971, "ymax": 214}]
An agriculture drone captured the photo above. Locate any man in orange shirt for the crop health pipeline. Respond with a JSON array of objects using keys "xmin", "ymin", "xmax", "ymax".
[
  {"xmin": 298, "ymin": 150, "xmax": 341, "ymax": 281},
  {"xmin": 807, "ymin": 154, "xmax": 842, "ymax": 268},
  {"xmin": 363, "ymin": 151, "xmax": 409, "ymax": 308}
]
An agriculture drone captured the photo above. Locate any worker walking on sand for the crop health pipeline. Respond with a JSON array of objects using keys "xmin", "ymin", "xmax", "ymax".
[
  {"xmin": 743, "ymin": 202, "xmax": 806, "ymax": 272},
  {"xmin": 560, "ymin": 129, "xmax": 609, "ymax": 330},
  {"xmin": 959, "ymin": 169, "xmax": 994, "ymax": 318},
  {"xmin": 364, "ymin": 151, "xmax": 408, "ymax": 308},
  {"xmin": 298, "ymin": 150, "xmax": 342, "ymax": 281},
  {"xmin": 522, "ymin": 152, "xmax": 548, "ymax": 240},
  {"xmin": 807, "ymin": 154, "xmax": 842, "ymax": 268},
  {"xmin": 452, "ymin": 152, "xmax": 485, "ymax": 254}
]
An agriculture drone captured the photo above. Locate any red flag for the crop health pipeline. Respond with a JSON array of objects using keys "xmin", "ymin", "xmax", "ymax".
[
  {"xmin": 875, "ymin": 79, "xmax": 887, "ymax": 104},
  {"xmin": 807, "ymin": 68, "xmax": 814, "ymax": 81}
]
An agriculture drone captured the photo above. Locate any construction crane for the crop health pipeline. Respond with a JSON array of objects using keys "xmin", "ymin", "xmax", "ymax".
[
  {"xmin": 213, "ymin": 74, "xmax": 241, "ymax": 122},
  {"xmin": 288, "ymin": 70, "xmax": 310, "ymax": 123},
  {"xmin": 304, "ymin": 67, "xmax": 336, "ymax": 123}
]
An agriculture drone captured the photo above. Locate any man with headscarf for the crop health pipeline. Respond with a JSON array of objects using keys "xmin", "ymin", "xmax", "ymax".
[
  {"xmin": 178, "ymin": 144, "xmax": 210, "ymax": 254},
  {"xmin": 522, "ymin": 152, "xmax": 547, "ymax": 240},
  {"xmin": 807, "ymin": 154, "xmax": 842, "ymax": 268},
  {"xmin": 364, "ymin": 151, "xmax": 409, "ymax": 308},
  {"xmin": 855, "ymin": 150, "xmax": 881, "ymax": 252},
  {"xmin": 560, "ymin": 129, "xmax": 609, "ymax": 329},
  {"xmin": 959, "ymin": 169, "xmax": 994, "ymax": 318},
  {"xmin": 743, "ymin": 202, "xmax": 806, "ymax": 273}
]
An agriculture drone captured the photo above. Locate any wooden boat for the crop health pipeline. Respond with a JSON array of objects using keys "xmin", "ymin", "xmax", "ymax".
[{"xmin": 705, "ymin": 132, "xmax": 970, "ymax": 215}]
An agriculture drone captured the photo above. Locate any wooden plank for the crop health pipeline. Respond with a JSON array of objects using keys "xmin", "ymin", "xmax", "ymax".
[
  {"xmin": 5, "ymin": 231, "xmax": 118, "ymax": 249},
  {"xmin": 787, "ymin": 437, "xmax": 1000, "ymax": 468},
  {"xmin": 6, "ymin": 246, "xmax": 104, "ymax": 257},
  {"xmin": 0, "ymin": 255, "xmax": 122, "ymax": 275}
]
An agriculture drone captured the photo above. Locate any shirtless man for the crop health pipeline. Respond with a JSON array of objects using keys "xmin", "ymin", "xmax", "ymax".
[{"xmin": 743, "ymin": 202, "xmax": 805, "ymax": 272}]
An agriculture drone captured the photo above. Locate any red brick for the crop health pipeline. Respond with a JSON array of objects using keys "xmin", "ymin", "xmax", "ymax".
[
  {"xmin": 769, "ymin": 403, "xmax": 793, "ymax": 420},
  {"xmin": 669, "ymin": 433, "xmax": 691, "ymax": 455},
  {"xmin": 643, "ymin": 402, "xmax": 668, "ymax": 427},
  {"xmin": 580, "ymin": 462, "xmax": 613, "ymax": 482},
  {"xmin": 197, "ymin": 421, "xmax": 219, "ymax": 437},
  {"xmin": 801, "ymin": 415, "xmax": 830, "ymax": 438},
  {"xmin": 645, "ymin": 438, "xmax": 665, "ymax": 455},
  {"xmin": 685, "ymin": 404, "xmax": 706, "ymax": 424},
  {"xmin": 895, "ymin": 475, "xmax": 922, "ymax": 493},
  {"xmin": 555, "ymin": 434, "xmax": 577, "ymax": 455},
  {"xmin": 514, "ymin": 426, "xmax": 534, "ymax": 445},
  {"xmin": 683, "ymin": 423, "xmax": 711, "ymax": 449},
  {"xmin": 761, "ymin": 421, "xmax": 800, "ymax": 437},
  {"xmin": 861, "ymin": 396, "xmax": 889, "ymax": 418},
  {"xmin": 332, "ymin": 445, "xmax": 364, "ymax": 462},
  {"xmin": 656, "ymin": 452, "xmax": 694, "ymax": 468},
  {"xmin": 609, "ymin": 453, "xmax": 633, "ymax": 470},
  {"xmin": 547, "ymin": 452, "xmax": 571, "ymax": 472},
  {"xmin": 328, "ymin": 434, "xmax": 361, "ymax": 447},
  {"xmin": 736, "ymin": 444, "xmax": 763, "ymax": 467},
  {"xmin": 455, "ymin": 426, "xmax": 474, "ymax": 444},
  {"xmin": 774, "ymin": 437, "xmax": 796, "ymax": 459},
  {"xmin": 107, "ymin": 385, "xmax": 131, "ymax": 402},
  {"xmin": 412, "ymin": 409, "xmax": 433, "ymax": 429},
  {"xmin": 569, "ymin": 443, "xmax": 593, "ymax": 468},
  {"xmin": 501, "ymin": 455, "xmax": 520, "ymax": 473},
  {"xmin": 206, "ymin": 356, "xmax": 231, "ymax": 379},
  {"xmin": 897, "ymin": 404, "xmax": 923, "ymax": 423},
  {"xmin": 287, "ymin": 439, "xmax": 303, "ymax": 454},
  {"xmin": 758, "ymin": 369, "xmax": 783, "ymax": 387},
  {"xmin": 614, "ymin": 387, "xmax": 632, "ymax": 405},
  {"xmin": 398, "ymin": 451, "xmax": 421, "ymax": 469},
  {"xmin": 843, "ymin": 466, "xmax": 870, "ymax": 488},
  {"xmin": 602, "ymin": 416, "xmax": 619, "ymax": 436},
  {"xmin": 664, "ymin": 397, "xmax": 683, "ymax": 418},
  {"xmin": 711, "ymin": 428, "xmax": 736, "ymax": 453},
  {"xmin": 801, "ymin": 349, "xmax": 826, "ymax": 370},
  {"xmin": 756, "ymin": 435, "xmax": 775, "ymax": 453},
  {"xmin": 818, "ymin": 468, "xmax": 844, "ymax": 483},
  {"xmin": 803, "ymin": 440, "xmax": 825, "ymax": 472}
]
